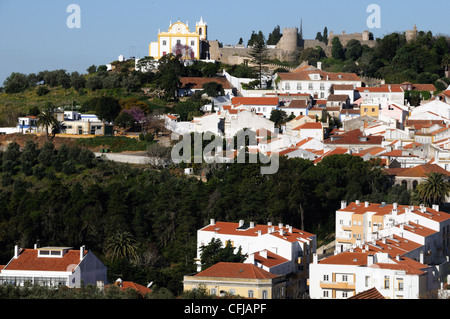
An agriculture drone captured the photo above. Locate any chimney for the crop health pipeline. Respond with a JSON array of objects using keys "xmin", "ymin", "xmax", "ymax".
[
  {"xmin": 14, "ymin": 245, "xmax": 19, "ymax": 258},
  {"xmin": 279, "ymin": 228, "xmax": 284, "ymax": 236},
  {"xmin": 268, "ymin": 221, "xmax": 272, "ymax": 226},
  {"xmin": 396, "ymin": 255, "xmax": 401, "ymax": 261},
  {"xmin": 420, "ymin": 251, "xmax": 424, "ymax": 264},
  {"xmin": 317, "ymin": 62, "xmax": 322, "ymax": 70},
  {"xmin": 278, "ymin": 223, "xmax": 283, "ymax": 229},
  {"xmin": 367, "ymin": 254, "xmax": 374, "ymax": 266},
  {"xmin": 80, "ymin": 245, "xmax": 85, "ymax": 261},
  {"xmin": 365, "ymin": 201, "xmax": 369, "ymax": 207},
  {"xmin": 250, "ymin": 221, "xmax": 255, "ymax": 228},
  {"xmin": 260, "ymin": 249, "xmax": 268, "ymax": 259},
  {"xmin": 313, "ymin": 253, "xmax": 318, "ymax": 264},
  {"xmin": 355, "ymin": 200, "xmax": 360, "ymax": 205},
  {"xmin": 239, "ymin": 220, "xmax": 244, "ymax": 227},
  {"xmin": 34, "ymin": 243, "xmax": 38, "ymax": 249},
  {"xmin": 210, "ymin": 219, "xmax": 215, "ymax": 225},
  {"xmin": 341, "ymin": 200, "xmax": 347, "ymax": 209},
  {"xmin": 257, "ymin": 230, "xmax": 262, "ymax": 236},
  {"xmin": 432, "ymin": 204, "xmax": 439, "ymax": 211}
]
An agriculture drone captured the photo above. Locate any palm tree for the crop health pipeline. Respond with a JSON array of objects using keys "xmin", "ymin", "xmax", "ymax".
[
  {"xmin": 412, "ymin": 172, "xmax": 450, "ymax": 206},
  {"xmin": 37, "ymin": 103, "xmax": 61, "ymax": 141},
  {"xmin": 104, "ymin": 231, "xmax": 139, "ymax": 262}
]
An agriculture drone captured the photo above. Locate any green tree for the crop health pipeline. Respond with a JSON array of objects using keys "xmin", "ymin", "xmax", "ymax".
[
  {"xmin": 248, "ymin": 37, "xmax": 268, "ymax": 88},
  {"xmin": 412, "ymin": 172, "xmax": 450, "ymax": 206},
  {"xmin": 37, "ymin": 103, "xmax": 61, "ymax": 141},
  {"xmin": 199, "ymin": 238, "xmax": 246, "ymax": 271},
  {"xmin": 269, "ymin": 109, "xmax": 288, "ymax": 127},
  {"xmin": 331, "ymin": 37, "xmax": 345, "ymax": 60},
  {"xmin": 104, "ymin": 231, "xmax": 140, "ymax": 262},
  {"xmin": 156, "ymin": 54, "xmax": 183, "ymax": 100},
  {"xmin": 267, "ymin": 25, "xmax": 282, "ymax": 45},
  {"xmin": 3, "ymin": 72, "xmax": 29, "ymax": 93}
]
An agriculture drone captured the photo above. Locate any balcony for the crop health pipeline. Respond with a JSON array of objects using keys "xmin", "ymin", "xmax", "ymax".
[{"xmin": 320, "ymin": 281, "xmax": 356, "ymax": 290}]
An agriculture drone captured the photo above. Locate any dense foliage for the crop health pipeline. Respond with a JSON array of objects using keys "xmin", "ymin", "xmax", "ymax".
[{"xmin": 0, "ymin": 139, "xmax": 414, "ymax": 296}]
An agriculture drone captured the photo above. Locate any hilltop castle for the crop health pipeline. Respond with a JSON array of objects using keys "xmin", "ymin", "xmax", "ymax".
[{"xmin": 148, "ymin": 19, "xmax": 419, "ymax": 65}]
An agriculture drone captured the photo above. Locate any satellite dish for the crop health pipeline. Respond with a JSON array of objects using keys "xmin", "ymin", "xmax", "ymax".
[{"xmin": 147, "ymin": 281, "xmax": 153, "ymax": 288}]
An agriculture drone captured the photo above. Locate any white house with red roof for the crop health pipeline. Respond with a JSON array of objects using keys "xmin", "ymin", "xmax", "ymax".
[
  {"xmin": 276, "ymin": 65, "xmax": 361, "ymax": 100},
  {"xmin": 290, "ymin": 122, "xmax": 324, "ymax": 141},
  {"xmin": 196, "ymin": 219, "xmax": 316, "ymax": 295},
  {"xmin": 231, "ymin": 96, "xmax": 279, "ymax": 118},
  {"xmin": 0, "ymin": 245, "xmax": 107, "ymax": 288},
  {"xmin": 355, "ymin": 86, "xmax": 405, "ymax": 106}
]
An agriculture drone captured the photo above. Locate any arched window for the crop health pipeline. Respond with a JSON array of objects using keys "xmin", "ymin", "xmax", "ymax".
[
  {"xmin": 401, "ymin": 180, "xmax": 407, "ymax": 188},
  {"xmin": 413, "ymin": 180, "xmax": 418, "ymax": 189}
]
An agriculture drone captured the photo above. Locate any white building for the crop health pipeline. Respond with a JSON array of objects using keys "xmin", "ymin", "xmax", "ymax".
[
  {"xmin": 309, "ymin": 249, "xmax": 433, "ymax": 299},
  {"xmin": 355, "ymin": 86, "xmax": 405, "ymax": 106},
  {"xmin": 196, "ymin": 219, "xmax": 316, "ymax": 293},
  {"xmin": 0, "ymin": 245, "xmax": 107, "ymax": 288},
  {"xmin": 276, "ymin": 65, "xmax": 361, "ymax": 100},
  {"xmin": 309, "ymin": 200, "xmax": 450, "ymax": 299}
]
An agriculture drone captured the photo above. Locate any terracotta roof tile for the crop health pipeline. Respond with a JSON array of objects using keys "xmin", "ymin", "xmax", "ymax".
[
  {"xmin": 4, "ymin": 249, "xmax": 85, "ymax": 272},
  {"xmin": 194, "ymin": 262, "xmax": 279, "ymax": 279},
  {"xmin": 348, "ymin": 287, "xmax": 385, "ymax": 299}
]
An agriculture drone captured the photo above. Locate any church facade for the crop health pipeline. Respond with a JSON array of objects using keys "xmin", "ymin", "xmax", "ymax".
[{"xmin": 149, "ymin": 17, "xmax": 207, "ymax": 60}]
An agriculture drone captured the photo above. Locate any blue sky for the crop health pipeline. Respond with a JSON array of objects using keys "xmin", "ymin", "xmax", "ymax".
[{"xmin": 0, "ymin": 0, "xmax": 449, "ymax": 85}]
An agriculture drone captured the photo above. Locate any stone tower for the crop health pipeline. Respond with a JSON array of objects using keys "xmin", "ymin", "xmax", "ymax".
[
  {"xmin": 276, "ymin": 27, "xmax": 299, "ymax": 53},
  {"xmin": 406, "ymin": 24, "xmax": 418, "ymax": 43}
]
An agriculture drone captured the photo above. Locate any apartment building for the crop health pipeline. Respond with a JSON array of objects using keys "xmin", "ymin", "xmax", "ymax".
[
  {"xmin": 309, "ymin": 200, "xmax": 450, "ymax": 299},
  {"xmin": 195, "ymin": 219, "xmax": 316, "ymax": 296}
]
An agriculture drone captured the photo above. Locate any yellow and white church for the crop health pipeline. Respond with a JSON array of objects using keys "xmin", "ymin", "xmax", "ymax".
[{"xmin": 149, "ymin": 17, "xmax": 207, "ymax": 60}]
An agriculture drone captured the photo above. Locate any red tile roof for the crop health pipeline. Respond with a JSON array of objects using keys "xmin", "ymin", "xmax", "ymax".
[
  {"xmin": 325, "ymin": 129, "xmax": 383, "ymax": 145},
  {"xmin": 4, "ymin": 248, "xmax": 86, "ymax": 272},
  {"xmin": 293, "ymin": 122, "xmax": 323, "ymax": 130},
  {"xmin": 253, "ymin": 250, "xmax": 289, "ymax": 268},
  {"xmin": 200, "ymin": 221, "xmax": 314, "ymax": 243},
  {"xmin": 232, "ymin": 97, "xmax": 279, "ymax": 106},
  {"xmin": 386, "ymin": 163, "xmax": 450, "ymax": 178},
  {"xmin": 348, "ymin": 288, "xmax": 385, "ymax": 299},
  {"xmin": 194, "ymin": 262, "xmax": 279, "ymax": 279}
]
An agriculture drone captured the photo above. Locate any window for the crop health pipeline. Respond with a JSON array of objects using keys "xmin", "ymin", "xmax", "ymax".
[
  {"xmin": 342, "ymin": 291, "xmax": 348, "ymax": 298},
  {"xmin": 297, "ymin": 83, "xmax": 302, "ymax": 90},
  {"xmin": 308, "ymin": 83, "xmax": 313, "ymax": 90},
  {"xmin": 191, "ymin": 41, "xmax": 195, "ymax": 46},
  {"xmin": 398, "ymin": 281, "xmax": 403, "ymax": 291},
  {"xmin": 211, "ymin": 288, "xmax": 217, "ymax": 295},
  {"xmin": 285, "ymin": 83, "xmax": 290, "ymax": 90},
  {"xmin": 365, "ymin": 276, "xmax": 370, "ymax": 287},
  {"xmin": 177, "ymin": 40, "xmax": 181, "ymax": 45},
  {"xmin": 323, "ymin": 275, "xmax": 329, "ymax": 281},
  {"xmin": 248, "ymin": 290, "xmax": 254, "ymax": 298},
  {"xmin": 262, "ymin": 290, "xmax": 268, "ymax": 299},
  {"xmin": 384, "ymin": 276, "xmax": 390, "ymax": 289},
  {"xmin": 162, "ymin": 40, "xmax": 167, "ymax": 46},
  {"xmin": 342, "ymin": 275, "xmax": 348, "ymax": 282},
  {"xmin": 323, "ymin": 290, "xmax": 329, "ymax": 298}
]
